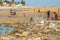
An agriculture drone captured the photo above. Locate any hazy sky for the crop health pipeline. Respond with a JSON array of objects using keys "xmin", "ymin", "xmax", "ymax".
[{"xmin": 10, "ymin": 0, "xmax": 60, "ymax": 7}]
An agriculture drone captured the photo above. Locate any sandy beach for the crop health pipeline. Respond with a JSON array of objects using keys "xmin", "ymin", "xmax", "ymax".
[{"xmin": 0, "ymin": 7, "xmax": 60, "ymax": 40}]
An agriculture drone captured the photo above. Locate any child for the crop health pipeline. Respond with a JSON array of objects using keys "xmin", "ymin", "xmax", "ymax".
[{"xmin": 29, "ymin": 17, "xmax": 33, "ymax": 23}]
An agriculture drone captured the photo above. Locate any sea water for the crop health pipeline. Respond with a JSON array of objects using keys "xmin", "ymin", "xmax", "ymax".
[{"xmin": 0, "ymin": 9, "xmax": 25, "ymax": 12}]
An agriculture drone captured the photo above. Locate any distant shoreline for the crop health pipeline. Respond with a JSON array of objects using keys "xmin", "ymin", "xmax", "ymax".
[
  {"xmin": 0, "ymin": 6, "xmax": 60, "ymax": 8},
  {"xmin": 0, "ymin": 6, "xmax": 60, "ymax": 12}
]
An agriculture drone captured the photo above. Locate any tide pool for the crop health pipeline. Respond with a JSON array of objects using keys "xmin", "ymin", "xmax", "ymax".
[{"xmin": 0, "ymin": 24, "xmax": 14, "ymax": 35}]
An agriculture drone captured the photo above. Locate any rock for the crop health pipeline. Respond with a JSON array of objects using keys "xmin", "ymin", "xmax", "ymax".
[
  {"xmin": 35, "ymin": 37, "xmax": 41, "ymax": 40},
  {"xmin": 22, "ymin": 31, "xmax": 30, "ymax": 37}
]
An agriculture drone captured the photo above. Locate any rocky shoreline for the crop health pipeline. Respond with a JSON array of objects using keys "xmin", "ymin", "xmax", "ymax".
[{"xmin": 0, "ymin": 20, "xmax": 60, "ymax": 40}]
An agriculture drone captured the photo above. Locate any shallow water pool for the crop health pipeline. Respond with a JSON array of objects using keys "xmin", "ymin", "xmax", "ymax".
[{"xmin": 0, "ymin": 25, "xmax": 14, "ymax": 35}]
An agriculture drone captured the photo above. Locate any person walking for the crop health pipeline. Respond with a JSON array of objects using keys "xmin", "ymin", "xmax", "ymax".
[{"xmin": 29, "ymin": 17, "xmax": 33, "ymax": 23}]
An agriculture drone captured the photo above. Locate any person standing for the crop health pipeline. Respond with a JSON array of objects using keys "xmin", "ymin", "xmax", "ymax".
[
  {"xmin": 10, "ymin": 9, "xmax": 12, "ymax": 13},
  {"xmin": 47, "ymin": 10, "xmax": 50, "ymax": 20},
  {"xmin": 9, "ymin": 9, "xmax": 13, "ymax": 17},
  {"xmin": 13, "ymin": 9, "xmax": 16, "ymax": 15},
  {"xmin": 54, "ymin": 12, "xmax": 58, "ymax": 20}
]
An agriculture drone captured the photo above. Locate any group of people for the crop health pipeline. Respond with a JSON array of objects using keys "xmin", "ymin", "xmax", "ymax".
[
  {"xmin": 47, "ymin": 10, "xmax": 59, "ymax": 20},
  {"xmin": 9, "ymin": 9, "xmax": 60, "ymax": 20},
  {"xmin": 10, "ymin": 9, "xmax": 16, "ymax": 16},
  {"xmin": 29, "ymin": 10, "xmax": 60, "ymax": 24}
]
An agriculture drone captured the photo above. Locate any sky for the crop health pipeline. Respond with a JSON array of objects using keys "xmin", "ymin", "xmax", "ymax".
[{"xmin": 10, "ymin": 0, "xmax": 60, "ymax": 7}]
